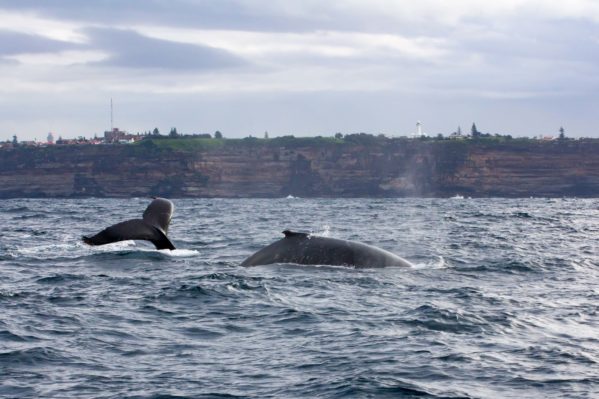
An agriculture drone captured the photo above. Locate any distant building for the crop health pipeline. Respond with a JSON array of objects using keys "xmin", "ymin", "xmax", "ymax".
[
  {"xmin": 104, "ymin": 128, "xmax": 127, "ymax": 143},
  {"xmin": 449, "ymin": 126, "xmax": 466, "ymax": 140},
  {"xmin": 104, "ymin": 128, "xmax": 142, "ymax": 144},
  {"xmin": 413, "ymin": 121, "xmax": 427, "ymax": 137}
]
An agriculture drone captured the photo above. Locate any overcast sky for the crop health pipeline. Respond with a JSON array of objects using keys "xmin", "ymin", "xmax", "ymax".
[{"xmin": 1, "ymin": 0, "xmax": 598, "ymax": 141}]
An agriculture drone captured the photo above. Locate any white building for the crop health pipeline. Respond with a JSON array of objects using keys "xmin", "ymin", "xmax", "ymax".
[{"xmin": 413, "ymin": 121, "xmax": 426, "ymax": 137}]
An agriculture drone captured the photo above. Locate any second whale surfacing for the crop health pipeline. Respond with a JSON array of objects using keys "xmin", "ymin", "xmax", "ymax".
[
  {"xmin": 241, "ymin": 230, "xmax": 413, "ymax": 268},
  {"xmin": 82, "ymin": 197, "xmax": 176, "ymax": 250},
  {"xmin": 82, "ymin": 198, "xmax": 412, "ymax": 268}
]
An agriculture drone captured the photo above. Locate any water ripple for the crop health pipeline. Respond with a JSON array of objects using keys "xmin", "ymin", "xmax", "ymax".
[{"xmin": 1, "ymin": 198, "xmax": 598, "ymax": 398}]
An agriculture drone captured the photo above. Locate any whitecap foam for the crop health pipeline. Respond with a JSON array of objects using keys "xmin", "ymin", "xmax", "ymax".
[
  {"xmin": 16, "ymin": 242, "xmax": 75, "ymax": 255},
  {"xmin": 15, "ymin": 242, "xmax": 83, "ymax": 259},
  {"xmin": 317, "ymin": 225, "xmax": 331, "ymax": 237},
  {"xmin": 92, "ymin": 242, "xmax": 199, "ymax": 257},
  {"xmin": 160, "ymin": 248, "xmax": 200, "ymax": 257},
  {"xmin": 411, "ymin": 256, "xmax": 448, "ymax": 269},
  {"xmin": 91, "ymin": 240, "xmax": 138, "ymax": 252}
]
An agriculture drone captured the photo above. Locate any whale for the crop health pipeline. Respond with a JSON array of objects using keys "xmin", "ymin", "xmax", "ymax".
[
  {"xmin": 241, "ymin": 230, "xmax": 412, "ymax": 268},
  {"xmin": 82, "ymin": 197, "xmax": 175, "ymax": 250},
  {"xmin": 82, "ymin": 198, "xmax": 411, "ymax": 267}
]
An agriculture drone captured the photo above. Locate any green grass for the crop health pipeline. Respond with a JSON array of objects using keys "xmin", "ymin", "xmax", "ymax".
[
  {"xmin": 136, "ymin": 137, "xmax": 227, "ymax": 152},
  {"xmin": 135, "ymin": 136, "xmax": 347, "ymax": 152}
]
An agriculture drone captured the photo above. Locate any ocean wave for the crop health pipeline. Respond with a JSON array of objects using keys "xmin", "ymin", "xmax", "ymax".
[
  {"xmin": 2, "ymin": 197, "xmax": 599, "ymax": 398},
  {"xmin": 454, "ymin": 259, "xmax": 539, "ymax": 274},
  {"xmin": 0, "ymin": 329, "xmax": 29, "ymax": 342},
  {"xmin": 4, "ymin": 206, "xmax": 31, "ymax": 213},
  {"xmin": 14, "ymin": 213, "xmax": 50, "ymax": 220},
  {"xmin": 403, "ymin": 304, "xmax": 493, "ymax": 334},
  {"xmin": 0, "ymin": 346, "xmax": 71, "ymax": 366},
  {"xmin": 36, "ymin": 273, "xmax": 87, "ymax": 284}
]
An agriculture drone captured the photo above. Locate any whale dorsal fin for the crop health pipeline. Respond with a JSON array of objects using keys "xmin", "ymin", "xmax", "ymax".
[
  {"xmin": 143, "ymin": 197, "xmax": 174, "ymax": 233},
  {"xmin": 282, "ymin": 230, "xmax": 309, "ymax": 238}
]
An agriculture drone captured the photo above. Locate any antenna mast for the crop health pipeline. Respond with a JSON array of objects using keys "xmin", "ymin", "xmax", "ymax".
[{"xmin": 110, "ymin": 98, "xmax": 113, "ymax": 131}]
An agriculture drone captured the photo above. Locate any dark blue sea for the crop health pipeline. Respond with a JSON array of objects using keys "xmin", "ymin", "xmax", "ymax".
[{"xmin": 1, "ymin": 198, "xmax": 598, "ymax": 398}]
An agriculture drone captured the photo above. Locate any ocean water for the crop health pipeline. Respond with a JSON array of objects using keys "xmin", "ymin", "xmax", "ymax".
[{"xmin": 1, "ymin": 197, "xmax": 598, "ymax": 399}]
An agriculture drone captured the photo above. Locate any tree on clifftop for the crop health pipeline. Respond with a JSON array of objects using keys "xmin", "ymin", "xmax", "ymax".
[
  {"xmin": 12, "ymin": 135, "xmax": 17, "ymax": 145},
  {"xmin": 152, "ymin": 127, "xmax": 160, "ymax": 136},
  {"xmin": 214, "ymin": 130, "xmax": 223, "ymax": 139},
  {"xmin": 169, "ymin": 127, "xmax": 179, "ymax": 137},
  {"xmin": 559, "ymin": 126, "xmax": 565, "ymax": 140},
  {"xmin": 471, "ymin": 123, "xmax": 480, "ymax": 138}
]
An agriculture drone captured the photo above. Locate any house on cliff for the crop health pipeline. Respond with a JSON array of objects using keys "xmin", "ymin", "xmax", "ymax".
[{"xmin": 103, "ymin": 128, "xmax": 142, "ymax": 144}]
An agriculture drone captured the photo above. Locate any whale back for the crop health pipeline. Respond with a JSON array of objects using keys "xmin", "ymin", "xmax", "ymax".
[{"xmin": 241, "ymin": 230, "xmax": 411, "ymax": 268}]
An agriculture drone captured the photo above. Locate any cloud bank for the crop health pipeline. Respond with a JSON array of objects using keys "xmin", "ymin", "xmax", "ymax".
[{"xmin": 0, "ymin": 1, "xmax": 597, "ymax": 140}]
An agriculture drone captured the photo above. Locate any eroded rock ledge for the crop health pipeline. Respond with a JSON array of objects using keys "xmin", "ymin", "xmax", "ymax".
[{"xmin": 1, "ymin": 138, "xmax": 597, "ymax": 198}]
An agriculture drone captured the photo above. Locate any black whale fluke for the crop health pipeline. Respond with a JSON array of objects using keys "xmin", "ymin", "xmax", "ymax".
[{"xmin": 82, "ymin": 198, "xmax": 175, "ymax": 250}]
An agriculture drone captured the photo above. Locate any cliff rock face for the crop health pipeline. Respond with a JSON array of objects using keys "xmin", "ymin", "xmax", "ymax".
[
  {"xmin": 445, "ymin": 141, "xmax": 599, "ymax": 197},
  {"xmin": 0, "ymin": 139, "xmax": 597, "ymax": 198}
]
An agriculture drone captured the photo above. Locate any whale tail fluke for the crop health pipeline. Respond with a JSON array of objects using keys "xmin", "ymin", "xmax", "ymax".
[
  {"xmin": 82, "ymin": 198, "xmax": 176, "ymax": 250},
  {"xmin": 142, "ymin": 197, "xmax": 174, "ymax": 235}
]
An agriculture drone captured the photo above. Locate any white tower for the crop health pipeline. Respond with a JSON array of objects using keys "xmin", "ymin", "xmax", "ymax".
[{"xmin": 416, "ymin": 121, "xmax": 423, "ymax": 137}]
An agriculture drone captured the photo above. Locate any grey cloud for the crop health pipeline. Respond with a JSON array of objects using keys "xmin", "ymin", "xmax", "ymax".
[
  {"xmin": 456, "ymin": 18, "xmax": 599, "ymax": 64},
  {"xmin": 0, "ymin": 0, "xmax": 431, "ymax": 35},
  {"xmin": 86, "ymin": 28, "xmax": 247, "ymax": 70},
  {"xmin": 0, "ymin": 30, "xmax": 79, "ymax": 55},
  {"xmin": 0, "ymin": 0, "xmax": 327, "ymax": 33},
  {"xmin": 2, "ymin": 1, "xmax": 599, "ymax": 141}
]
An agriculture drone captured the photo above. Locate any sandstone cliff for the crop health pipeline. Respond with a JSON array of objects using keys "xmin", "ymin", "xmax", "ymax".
[{"xmin": 0, "ymin": 137, "xmax": 597, "ymax": 198}]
